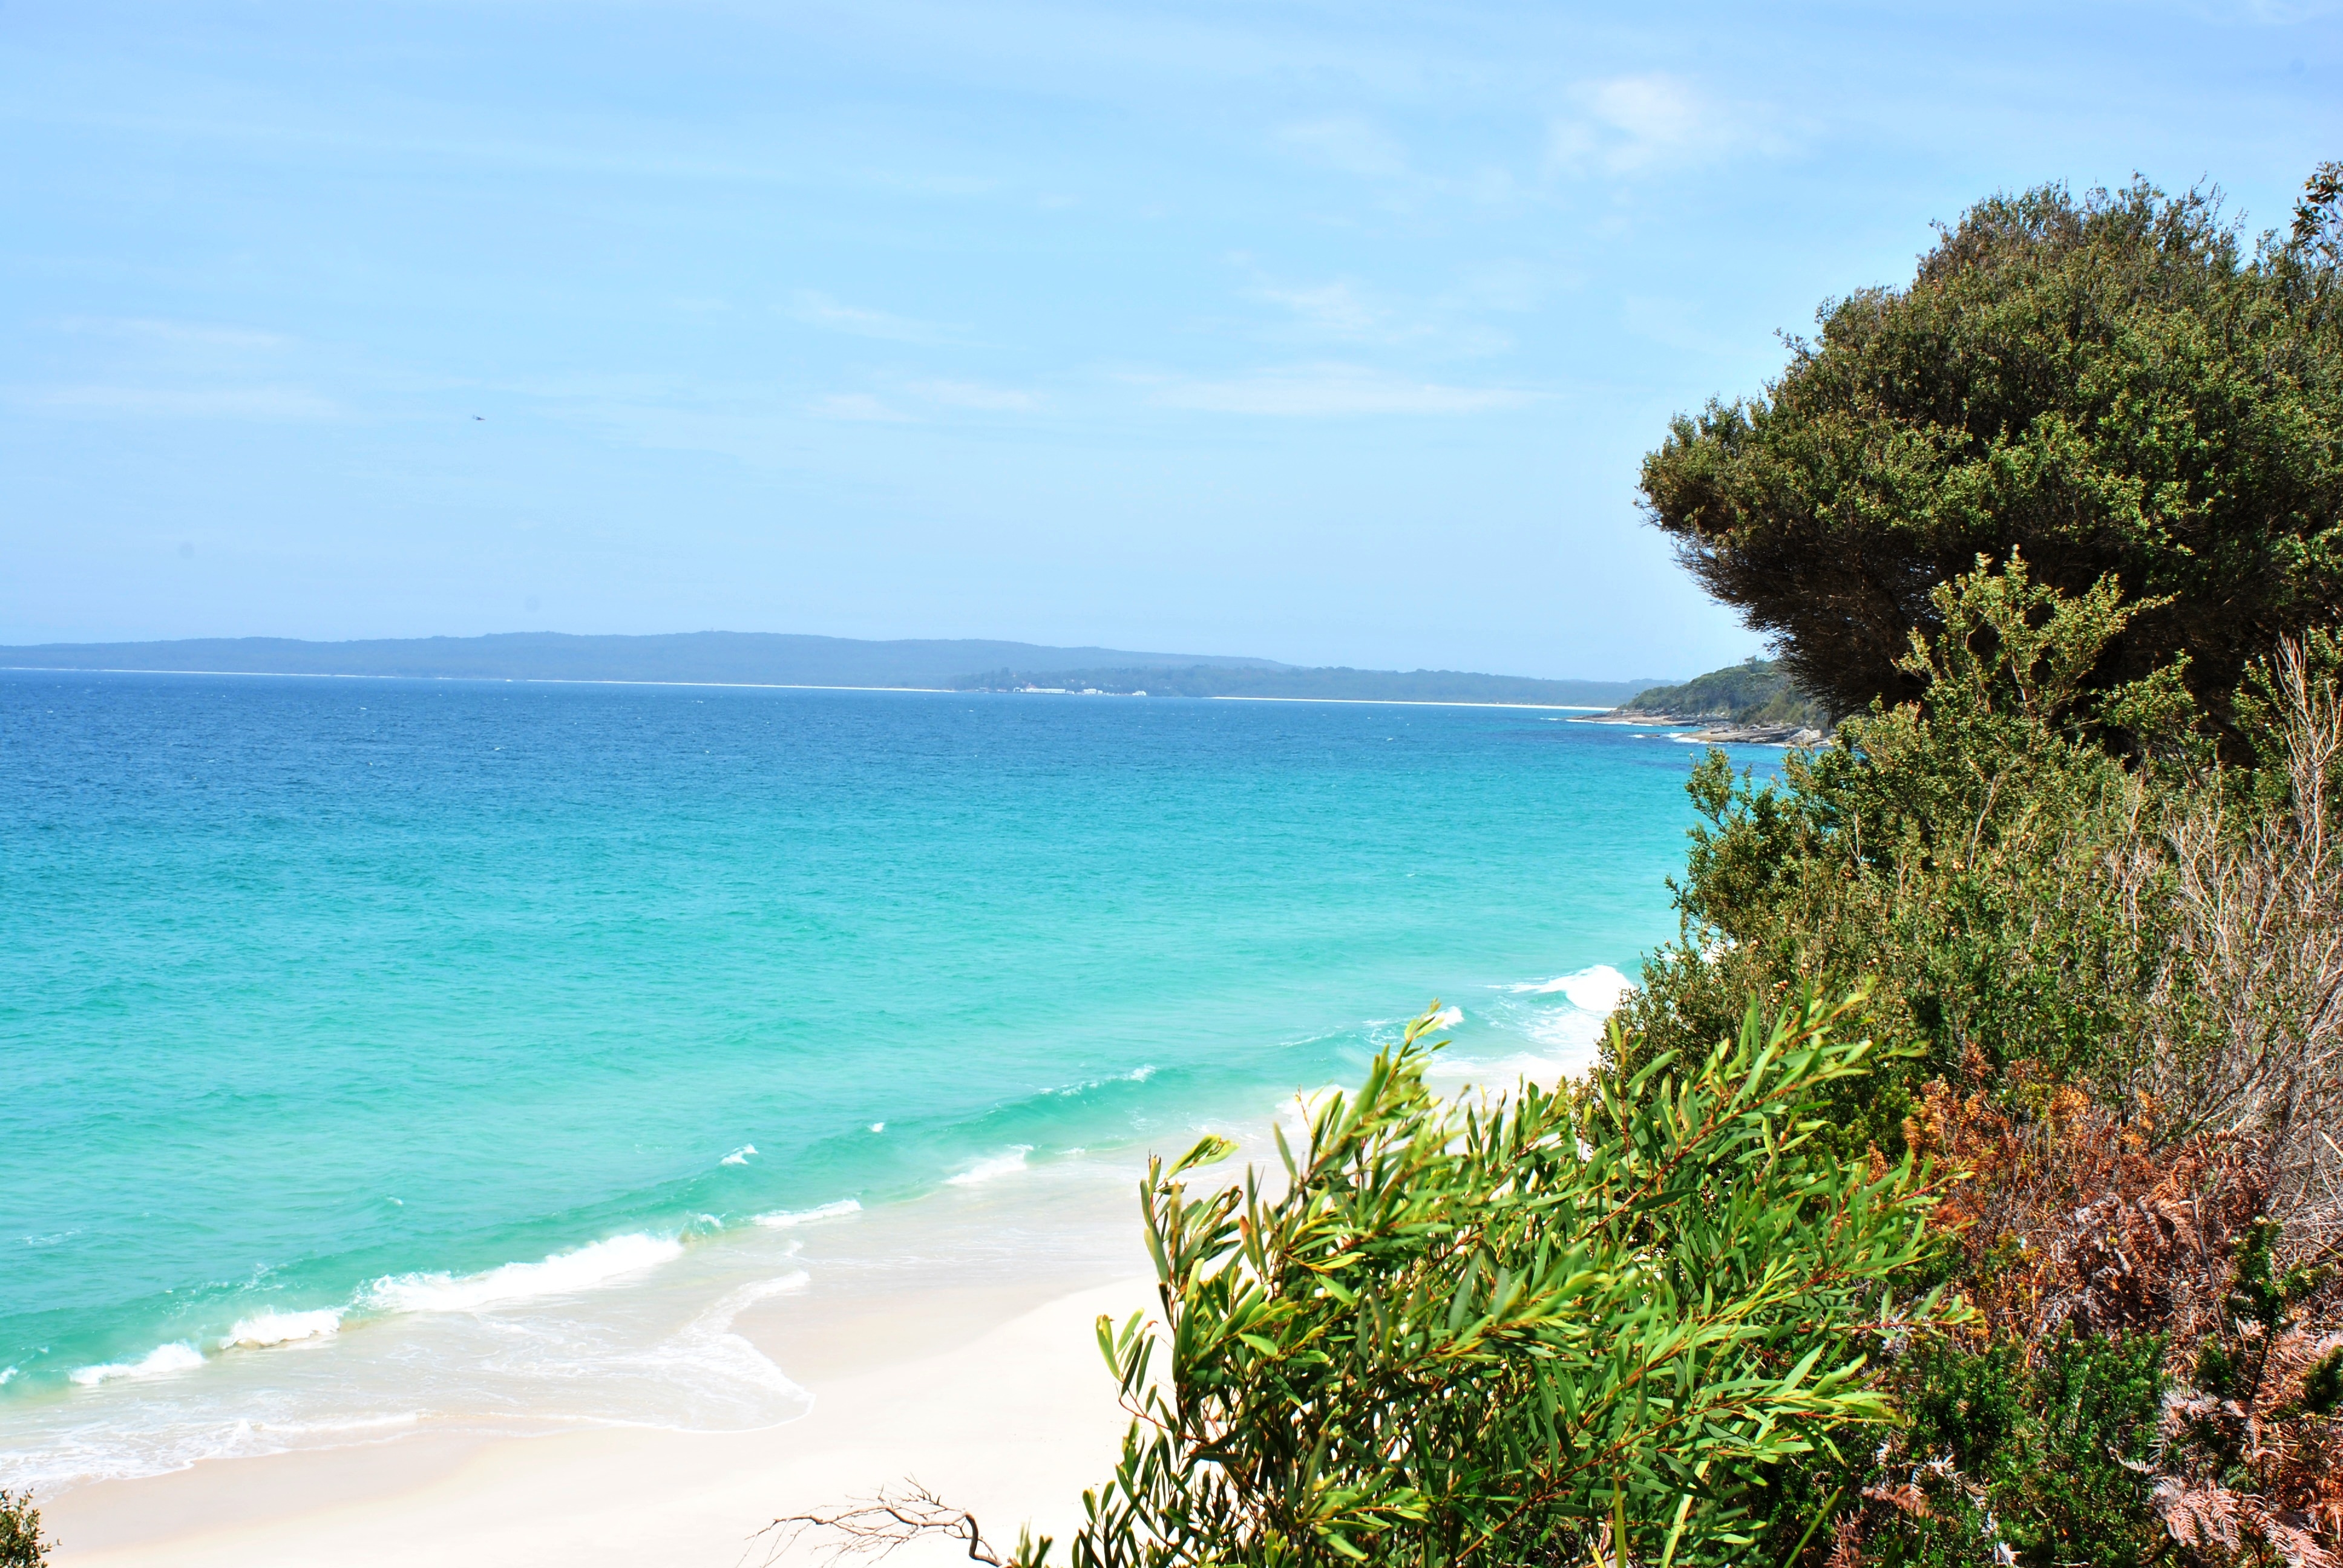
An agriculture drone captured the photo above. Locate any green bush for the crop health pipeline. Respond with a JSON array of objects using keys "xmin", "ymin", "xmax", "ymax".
[
  {"xmin": 1016, "ymin": 993, "xmax": 1957, "ymax": 1568},
  {"xmin": 1805, "ymin": 1336, "xmax": 2169, "ymax": 1568},
  {"xmin": 1611, "ymin": 555, "xmax": 2195, "ymax": 1159},
  {"xmin": 0, "ymin": 1489, "xmax": 48, "ymax": 1568}
]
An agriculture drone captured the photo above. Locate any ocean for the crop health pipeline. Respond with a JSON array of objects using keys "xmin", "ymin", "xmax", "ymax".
[{"xmin": 0, "ymin": 671, "xmax": 1762, "ymax": 1489}]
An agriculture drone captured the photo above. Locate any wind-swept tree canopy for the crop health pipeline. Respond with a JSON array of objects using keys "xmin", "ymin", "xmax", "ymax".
[{"xmin": 1640, "ymin": 173, "xmax": 2343, "ymax": 731}]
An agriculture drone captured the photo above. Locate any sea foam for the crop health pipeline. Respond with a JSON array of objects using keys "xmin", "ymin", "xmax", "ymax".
[
  {"xmin": 632, "ymin": 1272, "xmax": 814, "ymax": 1409},
  {"xmin": 1504, "ymin": 964, "xmax": 1633, "ymax": 1013},
  {"xmin": 1421, "ymin": 964, "xmax": 1640, "ymax": 1086},
  {"xmin": 365, "ymin": 1233, "xmax": 684, "ymax": 1314},
  {"xmin": 71, "ymin": 1342, "xmax": 205, "ymax": 1386},
  {"xmin": 721, "ymin": 1144, "xmax": 757, "ymax": 1166},
  {"xmin": 751, "ymin": 1199, "xmax": 861, "ymax": 1229},
  {"xmin": 220, "ymin": 1308, "xmax": 343, "ymax": 1350},
  {"xmin": 946, "ymin": 1146, "xmax": 1032, "ymax": 1186}
]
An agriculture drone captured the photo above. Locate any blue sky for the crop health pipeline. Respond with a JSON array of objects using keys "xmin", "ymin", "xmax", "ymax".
[{"xmin": 4, "ymin": 1, "xmax": 2338, "ymax": 679}]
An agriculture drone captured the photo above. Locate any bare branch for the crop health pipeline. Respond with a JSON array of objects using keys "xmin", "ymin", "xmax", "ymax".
[
  {"xmin": 2150, "ymin": 639, "xmax": 2343, "ymax": 1256},
  {"xmin": 752, "ymin": 1483, "xmax": 1006, "ymax": 1568}
]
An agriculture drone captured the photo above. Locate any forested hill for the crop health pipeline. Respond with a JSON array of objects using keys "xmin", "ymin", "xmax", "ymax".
[
  {"xmin": 0, "ymin": 632, "xmax": 1662, "ymax": 707},
  {"xmin": 950, "ymin": 665, "xmax": 1662, "ymax": 707},
  {"xmin": 1610, "ymin": 658, "xmax": 1830, "ymax": 726},
  {"xmin": 0, "ymin": 632, "xmax": 1287, "ymax": 689}
]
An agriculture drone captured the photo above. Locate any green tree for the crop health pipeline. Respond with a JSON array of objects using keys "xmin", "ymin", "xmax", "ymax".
[{"xmin": 1640, "ymin": 172, "xmax": 2343, "ymax": 736}]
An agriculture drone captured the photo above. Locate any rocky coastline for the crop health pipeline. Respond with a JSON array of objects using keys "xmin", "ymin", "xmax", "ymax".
[{"xmin": 1570, "ymin": 712, "xmax": 1828, "ymax": 748}]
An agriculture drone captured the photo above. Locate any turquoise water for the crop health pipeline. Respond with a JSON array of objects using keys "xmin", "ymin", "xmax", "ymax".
[{"xmin": 1, "ymin": 671, "xmax": 1749, "ymax": 1482}]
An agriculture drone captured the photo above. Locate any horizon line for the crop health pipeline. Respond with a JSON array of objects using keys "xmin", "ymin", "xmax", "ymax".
[{"xmin": 0, "ymin": 665, "xmax": 1624, "ymax": 711}]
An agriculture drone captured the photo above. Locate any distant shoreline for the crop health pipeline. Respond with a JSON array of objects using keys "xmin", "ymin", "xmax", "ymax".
[
  {"xmin": 1208, "ymin": 694, "xmax": 1608, "ymax": 711},
  {"xmin": 0, "ymin": 664, "xmax": 952, "ymax": 694},
  {"xmin": 0, "ymin": 665, "xmax": 1614, "ymax": 711}
]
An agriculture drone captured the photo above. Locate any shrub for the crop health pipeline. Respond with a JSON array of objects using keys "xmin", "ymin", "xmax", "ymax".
[
  {"xmin": 1610, "ymin": 555, "xmax": 2194, "ymax": 1160},
  {"xmin": 777, "ymin": 996, "xmax": 1961, "ymax": 1567},
  {"xmin": 0, "ymin": 1490, "xmax": 48, "ymax": 1568}
]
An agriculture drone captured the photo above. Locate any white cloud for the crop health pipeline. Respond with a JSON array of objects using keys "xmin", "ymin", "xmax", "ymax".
[
  {"xmin": 788, "ymin": 290, "xmax": 952, "ymax": 344},
  {"xmin": 22, "ymin": 384, "xmax": 340, "ymax": 420},
  {"xmin": 1548, "ymin": 74, "xmax": 1786, "ymax": 177},
  {"xmin": 911, "ymin": 379, "xmax": 1041, "ymax": 411},
  {"xmin": 1144, "ymin": 364, "xmax": 1533, "ymax": 417},
  {"xmin": 808, "ymin": 392, "xmax": 911, "ymax": 422}
]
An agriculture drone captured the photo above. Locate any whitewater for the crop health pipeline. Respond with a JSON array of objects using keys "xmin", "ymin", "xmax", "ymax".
[{"xmin": 0, "ymin": 671, "xmax": 1764, "ymax": 1491}]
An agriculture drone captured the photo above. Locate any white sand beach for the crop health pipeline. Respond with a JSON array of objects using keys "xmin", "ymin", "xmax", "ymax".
[
  {"xmin": 27, "ymin": 1154, "xmax": 1173, "ymax": 1568},
  {"xmin": 45, "ymin": 1269, "xmax": 1154, "ymax": 1568}
]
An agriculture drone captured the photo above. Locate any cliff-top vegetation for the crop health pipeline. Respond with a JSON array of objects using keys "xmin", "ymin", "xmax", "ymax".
[{"xmin": 1613, "ymin": 658, "xmax": 1832, "ymax": 728}]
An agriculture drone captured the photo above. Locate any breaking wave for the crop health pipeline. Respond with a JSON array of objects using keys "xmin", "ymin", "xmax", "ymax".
[
  {"xmin": 221, "ymin": 1309, "xmax": 343, "ymax": 1350},
  {"xmin": 945, "ymin": 1146, "xmax": 1032, "ymax": 1186},
  {"xmin": 365, "ymin": 1233, "xmax": 684, "ymax": 1314},
  {"xmin": 70, "ymin": 1342, "xmax": 205, "ymax": 1387},
  {"xmin": 751, "ymin": 1199, "xmax": 862, "ymax": 1229}
]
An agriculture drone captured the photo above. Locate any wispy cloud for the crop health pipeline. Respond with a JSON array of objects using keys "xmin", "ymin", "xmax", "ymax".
[
  {"xmin": 21, "ymin": 384, "xmax": 341, "ymax": 420},
  {"xmin": 2177, "ymin": 0, "xmax": 2343, "ymax": 19},
  {"xmin": 788, "ymin": 290, "xmax": 954, "ymax": 344},
  {"xmin": 1143, "ymin": 364, "xmax": 1533, "ymax": 417},
  {"xmin": 1239, "ymin": 266, "xmax": 1529, "ymax": 357},
  {"xmin": 911, "ymin": 379, "xmax": 1041, "ymax": 411},
  {"xmin": 808, "ymin": 391, "xmax": 912, "ymax": 422},
  {"xmin": 1548, "ymin": 74, "xmax": 1788, "ymax": 177},
  {"xmin": 56, "ymin": 316, "xmax": 292, "ymax": 350},
  {"xmin": 1251, "ymin": 279, "xmax": 1388, "ymax": 339}
]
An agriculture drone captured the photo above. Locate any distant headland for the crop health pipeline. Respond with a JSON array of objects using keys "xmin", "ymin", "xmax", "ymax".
[
  {"xmin": 1578, "ymin": 657, "xmax": 1830, "ymax": 745},
  {"xmin": 0, "ymin": 631, "xmax": 1671, "ymax": 710}
]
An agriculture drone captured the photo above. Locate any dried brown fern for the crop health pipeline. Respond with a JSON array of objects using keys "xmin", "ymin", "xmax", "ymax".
[
  {"xmin": 1903, "ymin": 1053, "xmax": 2256, "ymax": 1355},
  {"xmin": 1902, "ymin": 1045, "xmax": 2343, "ymax": 1566}
]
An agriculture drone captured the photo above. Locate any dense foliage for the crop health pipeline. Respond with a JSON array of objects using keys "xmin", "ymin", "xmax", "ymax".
[
  {"xmin": 1024, "ymin": 996, "xmax": 1954, "ymax": 1568},
  {"xmin": 1609, "ymin": 556, "xmax": 2343, "ymax": 1564},
  {"xmin": 1640, "ymin": 175, "xmax": 2343, "ymax": 735},
  {"xmin": 1612, "ymin": 555, "xmax": 2193, "ymax": 1159}
]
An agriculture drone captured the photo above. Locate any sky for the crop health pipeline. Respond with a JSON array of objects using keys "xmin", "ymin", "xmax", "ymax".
[{"xmin": 4, "ymin": 1, "xmax": 2339, "ymax": 679}]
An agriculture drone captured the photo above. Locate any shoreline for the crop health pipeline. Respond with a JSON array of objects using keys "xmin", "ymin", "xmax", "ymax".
[
  {"xmin": 38, "ymin": 1160, "xmax": 1160, "ymax": 1567},
  {"xmin": 47, "ymin": 1271, "xmax": 1155, "ymax": 1568},
  {"xmin": 6, "ymin": 968, "xmax": 1625, "ymax": 1521},
  {"xmin": 25, "ymin": 1021, "xmax": 1618, "ymax": 1565},
  {"xmin": 1568, "ymin": 713, "xmax": 1827, "ymax": 747},
  {"xmin": 18, "ymin": 1144, "xmax": 1150, "ymax": 1472}
]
